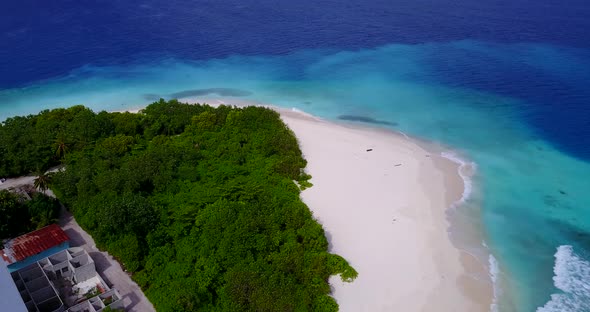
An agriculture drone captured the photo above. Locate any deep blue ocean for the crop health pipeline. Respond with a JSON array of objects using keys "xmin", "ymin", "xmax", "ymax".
[{"xmin": 2, "ymin": 1, "xmax": 590, "ymax": 311}]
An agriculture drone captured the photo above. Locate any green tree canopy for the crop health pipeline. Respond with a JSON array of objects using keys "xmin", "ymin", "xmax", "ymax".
[
  {"xmin": 0, "ymin": 190, "xmax": 61, "ymax": 240},
  {"xmin": 10, "ymin": 100, "xmax": 356, "ymax": 311}
]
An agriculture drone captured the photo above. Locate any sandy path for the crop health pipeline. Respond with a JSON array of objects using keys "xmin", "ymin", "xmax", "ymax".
[
  {"xmin": 59, "ymin": 212, "xmax": 156, "ymax": 312},
  {"xmin": 0, "ymin": 175, "xmax": 36, "ymax": 190}
]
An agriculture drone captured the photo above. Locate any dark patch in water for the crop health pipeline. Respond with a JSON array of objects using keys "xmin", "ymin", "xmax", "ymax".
[
  {"xmin": 169, "ymin": 88, "xmax": 253, "ymax": 98},
  {"xmin": 544, "ymin": 195, "xmax": 571, "ymax": 210},
  {"xmin": 338, "ymin": 115, "xmax": 398, "ymax": 126},
  {"xmin": 143, "ymin": 93, "xmax": 162, "ymax": 101},
  {"xmin": 544, "ymin": 195, "xmax": 558, "ymax": 208},
  {"xmin": 551, "ymin": 219, "xmax": 590, "ymax": 255}
]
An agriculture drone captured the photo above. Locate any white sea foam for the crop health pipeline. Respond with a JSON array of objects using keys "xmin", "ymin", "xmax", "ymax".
[
  {"xmin": 489, "ymin": 254, "xmax": 501, "ymax": 312},
  {"xmin": 440, "ymin": 151, "xmax": 476, "ymax": 206},
  {"xmin": 537, "ymin": 245, "xmax": 590, "ymax": 312},
  {"xmin": 443, "ymin": 151, "xmax": 499, "ymax": 311},
  {"xmin": 396, "ymin": 130, "xmax": 410, "ymax": 139},
  {"xmin": 290, "ymin": 107, "xmax": 323, "ymax": 121}
]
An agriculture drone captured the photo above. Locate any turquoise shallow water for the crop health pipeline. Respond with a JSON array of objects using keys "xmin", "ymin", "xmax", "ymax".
[{"xmin": 1, "ymin": 41, "xmax": 590, "ymax": 311}]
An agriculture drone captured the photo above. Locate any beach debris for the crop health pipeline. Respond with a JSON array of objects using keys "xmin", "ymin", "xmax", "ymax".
[
  {"xmin": 394, "ymin": 163, "xmax": 402, "ymax": 167},
  {"xmin": 366, "ymin": 148, "xmax": 373, "ymax": 152},
  {"xmin": 425, "ymin": 154, "xmax": 430, "ymax": 157}
]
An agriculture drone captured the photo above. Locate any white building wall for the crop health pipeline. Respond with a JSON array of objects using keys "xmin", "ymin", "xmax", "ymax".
[{"xmin": 0, "ymin": 260, "xmax": 27, "ymax": 312}]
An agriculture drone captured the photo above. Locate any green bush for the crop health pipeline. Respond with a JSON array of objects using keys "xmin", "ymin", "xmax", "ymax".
[{"xmin": 0, "ymin": 191, "xmax": 61, "ymax": 241}]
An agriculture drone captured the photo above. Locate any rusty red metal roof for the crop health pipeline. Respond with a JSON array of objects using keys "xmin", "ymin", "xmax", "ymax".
[{"xmin": 1, "ymin": 224, "xmax": 69, "ymax": 264}]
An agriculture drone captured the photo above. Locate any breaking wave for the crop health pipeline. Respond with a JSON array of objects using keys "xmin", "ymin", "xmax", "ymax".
[
  {"xmin": 440, "ymin": 151, "xmax": 476, "ymax": 206},
  {"xmin": 536, "ymin": 245, "xmax": 590, "ymax": 312},
  {"xmin": 489, "ymin": 254, "xmax": 501, "ymax": 312}
]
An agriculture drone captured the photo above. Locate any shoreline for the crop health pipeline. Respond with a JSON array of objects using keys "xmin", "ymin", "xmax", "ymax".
[
  {"xmin": 279, "ymin": 108, "xmax": 493, "ymax": 311},
  {"xmin": 116, "ymin": 98, "xmax": 495, "ymax": 310}
]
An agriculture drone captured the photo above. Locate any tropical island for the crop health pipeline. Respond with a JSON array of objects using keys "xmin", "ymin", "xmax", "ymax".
[
  {"xmin": 1, "ymin": 98, "xmax": 493, "ymax": 311},
  {"xmin": 0, "ymin": 100, "xmax": 357, "ymax": 311}
]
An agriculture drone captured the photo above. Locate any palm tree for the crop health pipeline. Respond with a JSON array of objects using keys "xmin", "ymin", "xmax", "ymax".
[
  {"xmin": 33, "ymin": 171, "xmax": 53, "ymax": 193},
  {"xmin": 54, "ymin": 135, "xmax": 68, "ymax": 162},
  {"xmin": 29, "ymin": 203, "xmax": 56, "ymax": 229}
]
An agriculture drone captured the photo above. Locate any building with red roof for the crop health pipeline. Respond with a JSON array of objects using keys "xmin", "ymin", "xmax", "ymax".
[{"xmin": 1, "ymin": 224, "xmax": 70, "ymax": 272}]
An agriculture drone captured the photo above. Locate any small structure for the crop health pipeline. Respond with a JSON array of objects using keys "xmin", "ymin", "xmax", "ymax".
[
  {"xmin": 11, "ymin": 260, "xmax": 65, "ymax": 311},
  {"xmin": 2, "ymin": 225, "xmax": 124, "ymax": 311},
  {"xmin": 66, "ymin": 289, "xmax": 123, "ymax": 312},
  {"xmin": 2, "ymin": 224, "xmax": 70, "ymax": 272},
  {"xmin": 10, "ymin": 247, "xmax": 124, "ymax": 312}
]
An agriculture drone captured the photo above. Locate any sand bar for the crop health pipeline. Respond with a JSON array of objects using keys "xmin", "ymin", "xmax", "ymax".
[{"xmin": 279, "ymin": 108, "xmax": 492, "ymax": 311}]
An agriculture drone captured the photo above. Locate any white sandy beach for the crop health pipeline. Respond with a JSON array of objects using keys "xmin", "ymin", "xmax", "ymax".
[{"xmin": 279, "ymin": 109, "xmax": 492, "ymax": 311}]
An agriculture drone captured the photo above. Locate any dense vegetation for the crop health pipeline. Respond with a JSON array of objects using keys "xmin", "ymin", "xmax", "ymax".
[
  {"xmin": 1, "ymin": 100, "xmax": 356, "ymax": 311},
  {"xmin": 0, "ymin": 190, "xmax": 62, "ymax": 241},
  {"xmin": 0, "ymin": 105, "xmax": 112, "ymax": 177}
]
